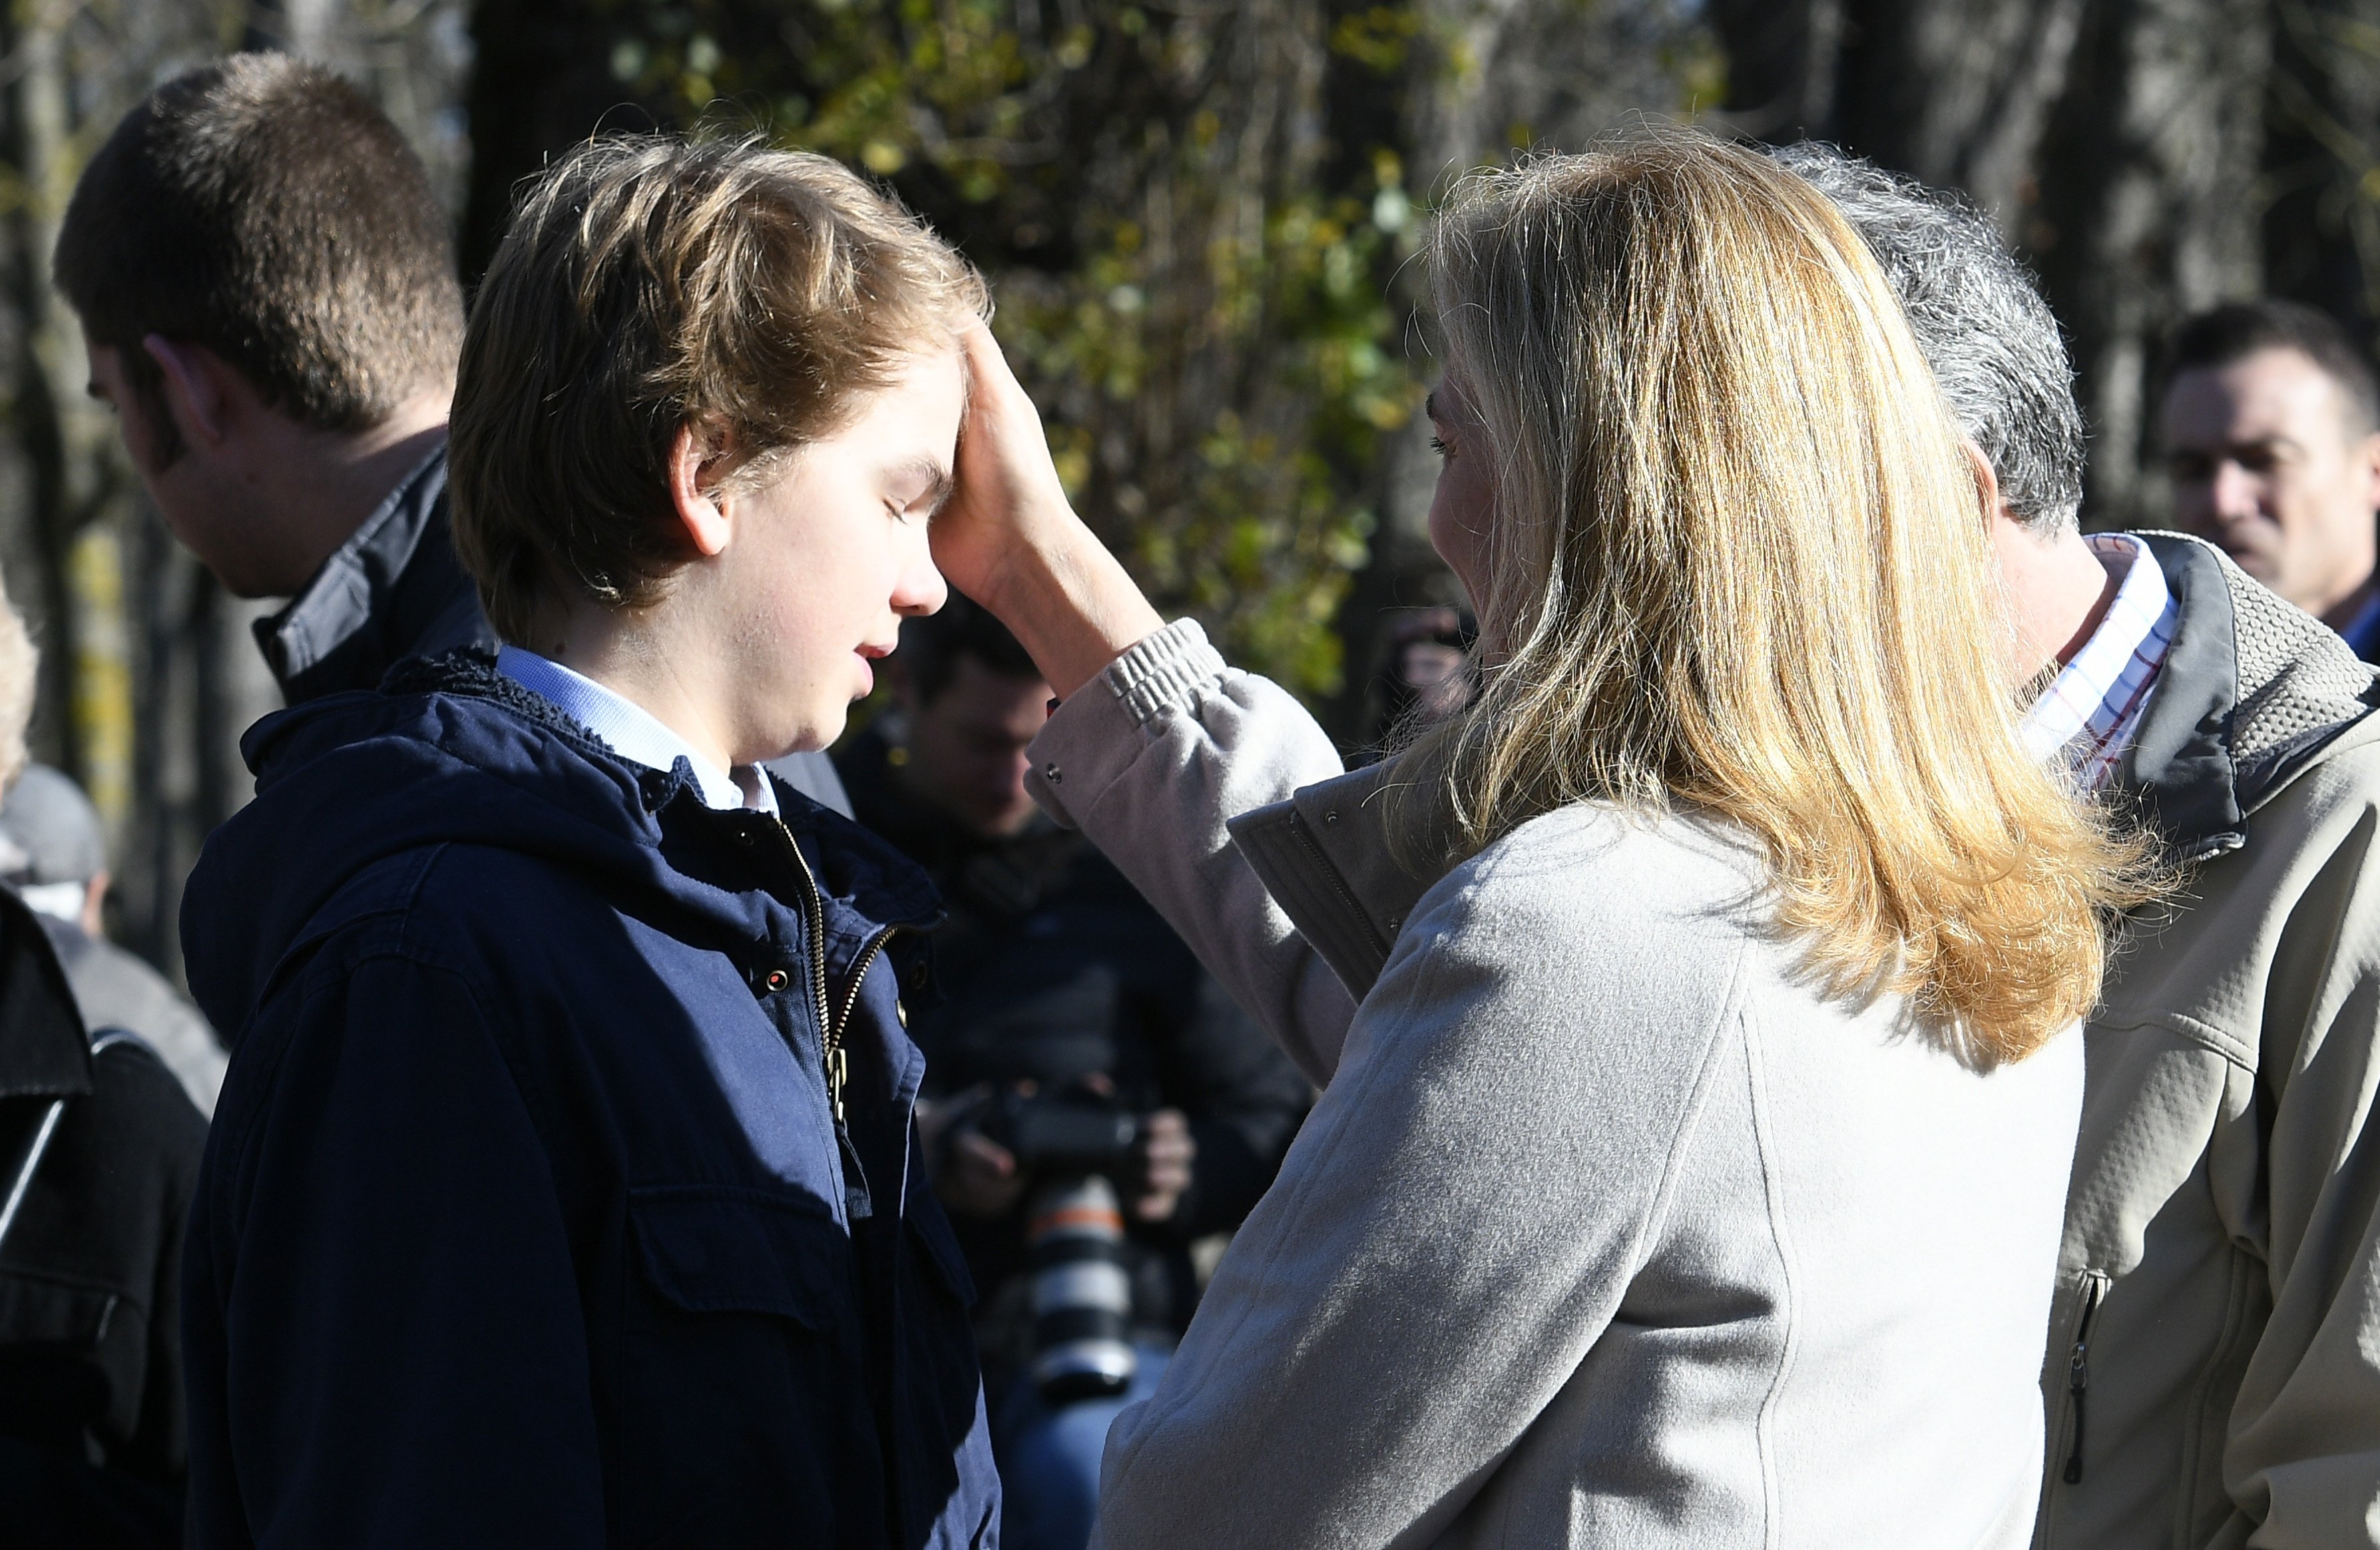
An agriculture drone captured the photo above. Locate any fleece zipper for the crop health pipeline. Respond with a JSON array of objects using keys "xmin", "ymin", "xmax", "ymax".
[{"xmin": 2061, "ymin": 1271, "xmax": 2110, "ymax": 1485}]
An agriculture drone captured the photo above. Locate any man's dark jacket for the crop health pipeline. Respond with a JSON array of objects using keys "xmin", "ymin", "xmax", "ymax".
[
  {"xmin": 177, "ymin": 652, "xmax": 999, "ymax": 1549},
  {"xmin": 0, "ymin": 886, "xmax": 204, "ymax": 1548}
]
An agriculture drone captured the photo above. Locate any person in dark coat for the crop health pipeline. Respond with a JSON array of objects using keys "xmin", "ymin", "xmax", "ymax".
[
  {"xmin": 176, "ymin": 136, "xmax": 998, "ymax": 1547},
  {"xmin": 0, "ymin": 765, "xmax": 224, "ymax": 1115},
  {"xmin": 49, "ymin": 54, "xmax": 849, "ymax": 809},
  {"xmin": 839, "ymin": 600, "xmax": 1308, "ymax": 1550},
  {"xmin": 0, "ymin": 888, "xmax": 204, "ymax": 1550},
  {"xmin": 0, "ymin": 582, "xmax": 206, "ymax": 1550}
]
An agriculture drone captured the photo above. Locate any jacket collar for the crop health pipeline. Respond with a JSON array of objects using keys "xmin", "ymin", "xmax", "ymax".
[
  {"xmin": 2117, "ymin": 535, "xmax": 2245, "ymax": 863},
  {"xmin": 2120, "ymin": 532, "xmax": 2380, "ymax": 864},
  {"xmin": 373, "ymin": 648, "xmax": 942, "ymax": 934},
  {"xmin": 1226, "ymin": 756, "xmax": 1443, "ymax": 1003},
  {"xmin": 253, "ymin": 440, "xmax": 455, "ymax": 703}
]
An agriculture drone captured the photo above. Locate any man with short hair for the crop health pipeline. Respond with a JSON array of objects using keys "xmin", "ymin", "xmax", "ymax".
[
  {"xmin": 175, "ymin": 135, "xmax": 995, "ymax": 1545},
  {"xmin": 53, "ymin": 54, "xmax": 849, "ymax": 808},
  {"xmin": 2161, "ymin": 299, "xmax": 2380, "ymax": 658},
  {"xmin": 1779, "ymin": 144, "xmax": 2380, "ymax": 1549}
]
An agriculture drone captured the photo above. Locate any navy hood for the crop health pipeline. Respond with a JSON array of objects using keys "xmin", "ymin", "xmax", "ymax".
[{"xmin": 182, "ymin": 650, "xmax": 933, "ymax": 1041}]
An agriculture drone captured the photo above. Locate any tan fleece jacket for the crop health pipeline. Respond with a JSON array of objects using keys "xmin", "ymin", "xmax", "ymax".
[{"xmin": 2034, "ymin": 536, "xmax": 2380, "ymax": 1549}]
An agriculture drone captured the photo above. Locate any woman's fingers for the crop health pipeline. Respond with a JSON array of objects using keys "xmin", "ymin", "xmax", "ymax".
[{"xmin": 941, "ymin": 316, "xmax": 1168, "ymax": 697}]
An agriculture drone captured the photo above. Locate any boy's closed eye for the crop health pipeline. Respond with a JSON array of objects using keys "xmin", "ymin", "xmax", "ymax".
[{"xmin": 885, "ymin": 455, "xmax": 955, "ymax": 520}]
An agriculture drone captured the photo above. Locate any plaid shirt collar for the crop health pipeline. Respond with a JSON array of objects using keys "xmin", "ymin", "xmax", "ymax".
[{"xmin": 2019, "ymin": 533, "xmax": 2178, "ymax": 790}]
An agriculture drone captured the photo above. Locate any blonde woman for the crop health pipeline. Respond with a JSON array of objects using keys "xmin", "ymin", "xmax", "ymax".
[{"xmin": 932, "ymin": 132, "xmax": 2140, "ymax": 1547}]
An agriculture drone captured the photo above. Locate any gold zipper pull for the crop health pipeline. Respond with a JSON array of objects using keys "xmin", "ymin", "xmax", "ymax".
[{"xmin": 828, "ymin": 1045, "xmax": 849, "ymax": 1125}]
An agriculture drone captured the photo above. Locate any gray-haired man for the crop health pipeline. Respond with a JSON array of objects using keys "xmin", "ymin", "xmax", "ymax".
[{"xmin": 1777, "ymin": 143, "xmax": 2380, "ymax": 1548}]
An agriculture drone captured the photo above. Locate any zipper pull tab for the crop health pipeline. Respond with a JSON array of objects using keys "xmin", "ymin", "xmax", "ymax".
[
  {"xmin": 2063, "ymin": 1275, "xmax": 2104, "ymax": 1485},
  {"xmin": 2063, "ymin": 1339, "xmax": 2089, "ymax": 1483},
  {"xmin": 828, "ymin": 1045, "xmax": 849, "ymax": 1125}
]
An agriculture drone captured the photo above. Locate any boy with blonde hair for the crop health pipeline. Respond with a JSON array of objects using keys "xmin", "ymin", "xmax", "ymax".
[{"xmin": 176, "ymin": 136, "xmax": 997, "ymax": 1547}]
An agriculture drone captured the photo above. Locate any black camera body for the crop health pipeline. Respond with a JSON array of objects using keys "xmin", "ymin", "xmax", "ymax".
[{"xmin": 979, "ymin": 1089, "xmax": 1143, "ymax": 1178}]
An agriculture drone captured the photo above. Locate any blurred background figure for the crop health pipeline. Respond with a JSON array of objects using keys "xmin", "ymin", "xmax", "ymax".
[
  {"xmin": 2161, "ymin": 300, "xmax": 2380, "ymax": 658},
  {"xmin": 1364, "ymin": 606, "xmax": 1475, "ymax": 758},
  {"xmin": 0, "ymin": 583, "xmax": 203, "ymax": 1550},
  {"xmin": 837, "ymin": 598, "xmax": 1309, "ymax": 1550},
  {"xmin": 0, "ymin": 768, "xmax": 222, "ymax": 1116}
]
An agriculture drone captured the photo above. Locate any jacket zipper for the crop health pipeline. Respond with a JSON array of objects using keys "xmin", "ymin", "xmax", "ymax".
[
  {"xmin": 767, "ymin": 816, "xmax": 883, "ymax": 1224},
  {"xmin": 835, "ymin": 926, "xmax": 906, "ymax": 1051},
  {"xmin": 2062, "ymin": 1272, "xmax": 2108, "ymax": 1485},
  {"xmin": 767, "ymin": 818, "xmax": 839, "ymax": 1114}
]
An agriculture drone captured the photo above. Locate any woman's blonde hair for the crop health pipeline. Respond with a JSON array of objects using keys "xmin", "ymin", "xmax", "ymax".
[{"xmin": 1403, "ymin": 132, "xmax": 2146, "ymax": 1066}]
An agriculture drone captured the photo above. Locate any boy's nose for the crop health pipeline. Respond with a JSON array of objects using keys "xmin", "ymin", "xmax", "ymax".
[{"xmin": 893, "ymin": 547, "xmax": 949, "ymax": 618}]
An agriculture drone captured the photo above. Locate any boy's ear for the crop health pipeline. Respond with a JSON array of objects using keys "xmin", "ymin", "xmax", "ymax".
[{"xmin": 666, "ymin": 420, "xmax": 735, "ymax": 558}]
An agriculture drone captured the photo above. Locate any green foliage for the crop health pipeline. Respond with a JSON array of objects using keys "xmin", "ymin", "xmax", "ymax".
[{"xmin": 601, "ymin": 0, "xmax": 1421, "ymax": 699}]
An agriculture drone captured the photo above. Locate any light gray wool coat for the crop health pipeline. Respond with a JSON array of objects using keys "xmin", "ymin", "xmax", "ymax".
[{"xmin": 1025, "ymin": 620, "xmax": 2084, "ymax": 1550}]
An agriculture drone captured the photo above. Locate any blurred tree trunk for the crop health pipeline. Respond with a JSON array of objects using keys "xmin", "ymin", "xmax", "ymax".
[{"xmin": 1712, "ymin": 0, "xmax": 2273, "ymax": 526}]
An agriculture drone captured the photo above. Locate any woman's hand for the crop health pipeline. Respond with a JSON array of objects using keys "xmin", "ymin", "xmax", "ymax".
[{"xmin": 939, "ymin": 319, "xmax": 1166, "ymax": 698}]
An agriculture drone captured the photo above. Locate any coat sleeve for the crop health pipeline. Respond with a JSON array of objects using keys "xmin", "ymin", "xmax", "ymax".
[
  {"xmin": 186, "ymin": 952, "xmax": 603, "ymax": 1550},
  {"xmin": 1026, "ymin": 620, "xmax": 1360, "ymax": 1084},
  {"xmin": 2218, "ymin": 840, "xmax": 2380, "ymax": 1550},
  {"xmin": 1088, "ymin": 848, "xmax": 1736, "ymax": 1550}
]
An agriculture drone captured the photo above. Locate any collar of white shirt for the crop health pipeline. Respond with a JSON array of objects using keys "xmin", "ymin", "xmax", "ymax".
[
  {"xmin": 2015, "ymin": 531, "xmax": 2176, "ymax": 780},
  {"xmin": 495, "ymin": 645, "xmax": 778, "ymax": 817}
]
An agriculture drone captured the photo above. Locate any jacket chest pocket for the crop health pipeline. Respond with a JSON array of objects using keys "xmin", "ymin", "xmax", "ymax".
[
  {"xmin": 619, "ymin": 1186, "xmax": 873, "ymax": 1548},
  {"xmin": 629, "ymin": 1186, "xmax": 844, "ymax": 1326}
]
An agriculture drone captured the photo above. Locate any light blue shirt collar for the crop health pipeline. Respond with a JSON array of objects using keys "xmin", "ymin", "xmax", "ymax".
[{"xmin": 495, "ymin": 645, "xmax": 778, "ymax": 816}]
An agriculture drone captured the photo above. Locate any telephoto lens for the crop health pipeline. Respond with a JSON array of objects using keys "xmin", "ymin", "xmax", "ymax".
[{"xmin": 1025, "ymin": 1174, "xmax": 1138, "ymax": 1402}]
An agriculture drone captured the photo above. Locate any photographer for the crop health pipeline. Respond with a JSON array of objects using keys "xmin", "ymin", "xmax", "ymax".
[{"xmin": 839, "ymin": 599, "xmax": 1308, "ymax": 1550}]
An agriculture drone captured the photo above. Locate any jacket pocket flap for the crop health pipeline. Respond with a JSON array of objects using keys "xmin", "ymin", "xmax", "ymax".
[
  {"xmin": 629, "ymin": 1188, "xmax": 845, "ymax": 1330},
  {"xmin": 0, "ymin": 1270, "xmax": 118, "ymax": 1346}
]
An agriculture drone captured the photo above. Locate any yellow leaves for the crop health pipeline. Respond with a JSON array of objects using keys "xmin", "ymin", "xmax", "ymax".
[{"xmin": 1331, "ymin": 6, "xmax": 1419, "ymax": 73}]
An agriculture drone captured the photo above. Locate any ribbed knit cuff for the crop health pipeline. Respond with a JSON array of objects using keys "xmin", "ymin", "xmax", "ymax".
[
  {"xmin": 1102, "ymin": 619, "xmax": 1228, "ymax": 728},
  {"xmin": 1025, "ymin": 619, "xmax": 1225, "ymax": 830}
]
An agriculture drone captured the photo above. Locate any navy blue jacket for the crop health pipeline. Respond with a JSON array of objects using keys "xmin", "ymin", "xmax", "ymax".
[{"xmin": 177, "ymin": 652, "xmax": 999, "ymax": 1549}]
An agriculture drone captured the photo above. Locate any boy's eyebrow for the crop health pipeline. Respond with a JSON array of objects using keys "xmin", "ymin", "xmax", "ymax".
[{"xmin": 897, "ymin": 454, "xmax": 957, "ymax": 512}]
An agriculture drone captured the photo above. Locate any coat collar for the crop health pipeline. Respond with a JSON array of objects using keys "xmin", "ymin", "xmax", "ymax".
[
  {"xmin": 2121, "ymin": 532, "xmax": 2380, "ymax": 864},
  {"xmin": 1226, "ymin": 756, "xmax": 1445, "ymax": 1003}
]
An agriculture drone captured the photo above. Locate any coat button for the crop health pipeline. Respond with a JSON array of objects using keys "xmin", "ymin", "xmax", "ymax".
[
  {"xmin": 764, "ymin": 969, "xmax": 790, "ymax": 992},
  {"xmin": 1385, "ymin": 917, "xmax": 1401, "ymax": 931},
  {"xmin": 1043, "ymin": 761, "xmax": 1063, "ymax": 784},
  {"xmin": 1323, "ymin": 810, "xmax": 1340, "ymax": 825}
]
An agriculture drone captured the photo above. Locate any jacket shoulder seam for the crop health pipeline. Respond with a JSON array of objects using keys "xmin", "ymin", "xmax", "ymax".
[{"xmin": 2086, "ymin": 1007, "xmax": 2256, "ymax": 1071}]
